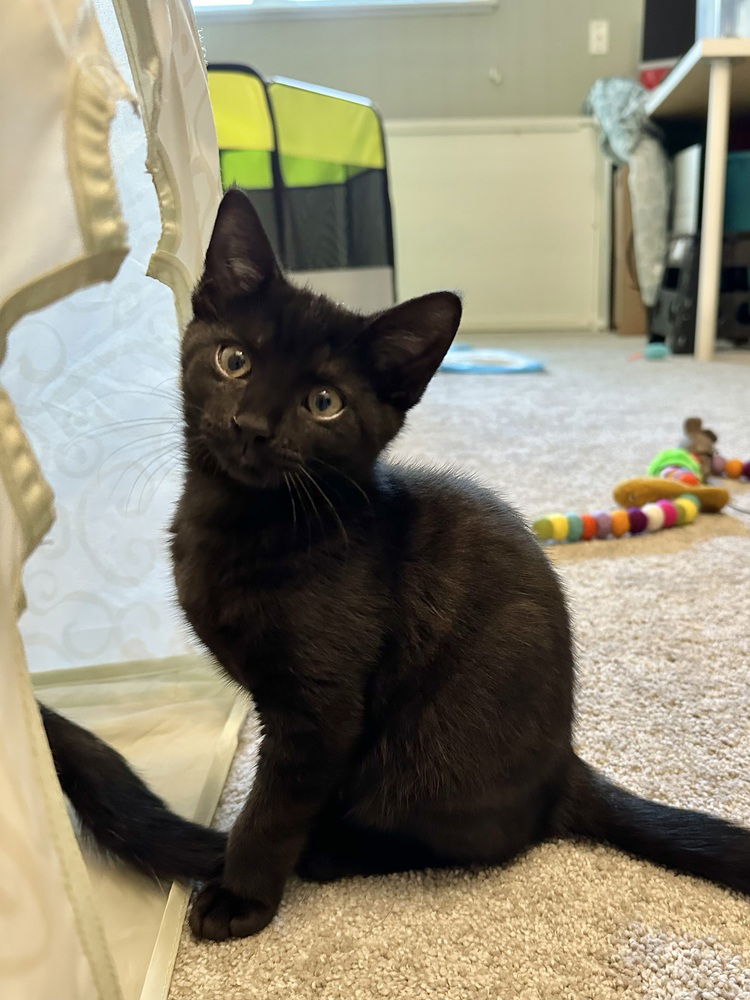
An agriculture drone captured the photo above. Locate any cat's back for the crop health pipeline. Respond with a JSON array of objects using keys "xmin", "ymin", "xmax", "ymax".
[
  {"xmin": 351, "ymin": 463, "xmax": 575, "ymax": 825},
  {"xmin": 376, "ymin": 461, "xmax": 554, "ymax": 590},
  {"xmin": 371, "ymin": 461, "xmax": 571, "ymax": 679}
]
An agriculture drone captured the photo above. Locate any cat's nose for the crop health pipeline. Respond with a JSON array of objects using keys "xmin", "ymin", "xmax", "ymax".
[{"xmin": 231, "ymin": 413, "xmax": 271, "ymax": 445}]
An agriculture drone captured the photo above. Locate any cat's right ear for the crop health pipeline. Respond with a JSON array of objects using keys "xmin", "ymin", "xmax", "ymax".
[
  {"xmin": 364, "ymin": 291, "xmax": 462, "ymax": 410},
  {"xmin": 192, "ymin": 189, "xmax": 279, "ymax": 317}
]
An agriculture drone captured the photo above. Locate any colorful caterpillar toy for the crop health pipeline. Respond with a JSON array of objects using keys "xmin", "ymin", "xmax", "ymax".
[
  {"xmin": 533, "ymin": 493, "xmax": 700, "ymax": 544},
  {"xmin": 533, "ymin": 417, "xmax": 747, "ymax": 545}
]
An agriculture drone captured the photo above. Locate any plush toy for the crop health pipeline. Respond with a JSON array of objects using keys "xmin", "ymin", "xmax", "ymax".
[
  {"xmin": 681, "ymin": 417, "xmax": 718, "ymax": 479},
  {"xmin": 533, "ymin": 417, "xmax": 745, "ymax": 545},
  {"xmin": 614, "ymin": 474, "xmax": 729, "ymax": 513}
]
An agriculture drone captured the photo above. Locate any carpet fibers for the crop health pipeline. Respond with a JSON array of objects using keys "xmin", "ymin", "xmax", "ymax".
[{"xmin": 168, "ymin": 334, "xmax": 750, "ymax": 999}]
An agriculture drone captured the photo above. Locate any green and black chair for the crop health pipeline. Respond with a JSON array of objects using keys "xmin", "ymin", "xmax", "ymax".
[{"xmin": 208, "ymin": 63, "xmax": 396, "ymax": 311}]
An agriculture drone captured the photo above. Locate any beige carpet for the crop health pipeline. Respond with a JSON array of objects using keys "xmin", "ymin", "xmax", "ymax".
[{"xmin": 168, "ymin": 333, "xmax": 750, "ymax": 999}]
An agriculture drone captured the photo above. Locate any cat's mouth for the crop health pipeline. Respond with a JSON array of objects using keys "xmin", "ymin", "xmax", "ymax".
[{"xmin": 209, "ymin": 438, "xmax": 301, "ymax": 490}]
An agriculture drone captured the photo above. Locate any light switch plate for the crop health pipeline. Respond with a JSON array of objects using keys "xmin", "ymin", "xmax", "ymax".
[{"xmin": 588, "ymin": 19, "xmax": 609, "ymax": 55}]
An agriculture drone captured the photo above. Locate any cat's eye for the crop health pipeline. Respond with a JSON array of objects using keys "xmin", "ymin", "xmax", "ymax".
[
  {"xmin": 216, "ymin": 345, "xmax": 252, "ymax": 379},
  {"xmin": 306, "ymin": 387, "xmax": 345, "ymax": 421}
]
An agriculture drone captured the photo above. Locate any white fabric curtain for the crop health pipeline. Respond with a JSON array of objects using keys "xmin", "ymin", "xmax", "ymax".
[
  {"xmin": 3, "ymin": 0, "xmax": 221, "ymax": 674},
  {"xmin": 5, "ymin": 101, "xmax": 196, "ymax": 673},
  {"xmin": 109, "ymin": 0, "xmax": 223, "ymax": 329},
  {"xmin": 0, "ymin": 0, "xmax": 131, "ymax": 345},
  {"xmin": 1, "ymin": 461, "xmax": 122, "ymax": 1000},
  {"xmin": 0, "ymin": 1, "xmax": 223, "ymax": 997}
]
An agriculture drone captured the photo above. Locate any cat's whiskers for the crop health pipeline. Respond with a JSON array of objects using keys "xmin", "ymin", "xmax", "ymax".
[
  {"xmin": 293, "ymin": 469, "xmax": 325, "ymax": 542},
  {"xmin": 289, "ymin": 471, "xmax": 313, "ymax": 550},
  {"xmin": 68, "ymin": 416, "xmax": 180, "ymax": 444},
  {"xmin": 90, "ymin": 384, "xmax": 186, "ymax": 413},
  {"xmin": 181, "ymin": 399, "xmax": 206, "ymax": 419},
  {"xmin": 277, "ymin": 446, "xmax": 304, "ymax": 468},
  {"xmin": 139, "ymin": 453, "xmax": 183, "ymax": 513},
  {"xmin": 309, "ymin": 458, "xmax": 371, "ymax": 506},
  {"xmin": 59, "ymin": 386, "xmax": 185, "ymax": 511},
  {"xmin": 190, "ymin": 431, "xmax": 225, "ymax": 479},
  {"xmin": 63, "ymin": 427, "xmax": 179, "ymax": 474},
  {"xmin": 283, "ymin": 473, "xmax": 298, "ymax": 534},
  {"xmin": 76, "ymin": 430, "xmax": 178, "ymax": 505},
  {"xmin": 88, "ymin": 383, "xmax": 207, "ymax": 429},
  {"xmin": 123, "ymin": 443, "xmax": 180, "ymax": 513},
  {"xmin": 94, "ymin": 432, "xmax": 181, "ymax": 492},
  {"xmin": 99, "ymin": 439, "xmax": 176, "ymax": 513},
  {"xmin": 130, "ymin": 432, "xmax": 185, "ymax": 511},
  {"xmin": 299, "ymin": 467, "xmax": 349, "ymax": 546}
]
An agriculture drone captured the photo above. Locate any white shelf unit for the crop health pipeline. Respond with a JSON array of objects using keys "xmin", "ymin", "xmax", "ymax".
[{"xmin": 647, "ymin": 38, "xmax": 750, "ymax": 360}]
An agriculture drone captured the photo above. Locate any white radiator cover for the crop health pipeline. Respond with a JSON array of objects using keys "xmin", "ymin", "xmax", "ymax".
[{"xmin": 385, "ymin": 117, "xmax": 610, "ymax": 332}]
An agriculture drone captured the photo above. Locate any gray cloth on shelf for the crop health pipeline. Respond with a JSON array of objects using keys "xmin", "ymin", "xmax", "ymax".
[{"xmin": 585, "ymin": 78, "xmax": 671, "ymax": 307}]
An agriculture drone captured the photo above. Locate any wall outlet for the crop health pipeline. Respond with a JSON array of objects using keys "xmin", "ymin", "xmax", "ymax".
[{"xmin": 588, "ymin": 19, "xmax": 609, "ymax": 55}]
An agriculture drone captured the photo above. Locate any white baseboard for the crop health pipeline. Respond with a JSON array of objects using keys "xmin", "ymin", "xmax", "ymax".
[{"xmin": 459, "ymin": 316, "xmax": 604, "ymax": 334}]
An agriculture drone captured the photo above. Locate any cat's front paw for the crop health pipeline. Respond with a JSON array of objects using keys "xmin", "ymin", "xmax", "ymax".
[{"xmin": 189, "ymin": 882, "xmax": 277, "ymax": 940}]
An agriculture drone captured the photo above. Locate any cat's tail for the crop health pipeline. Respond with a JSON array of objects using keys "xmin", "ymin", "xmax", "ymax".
[
  {"xmin": 552, "ymin": 752, "xmax": 750, "ymax": 895},
  {"xmin": 40, "ymin": 703, "xmax": 226, "ymax": 883}
]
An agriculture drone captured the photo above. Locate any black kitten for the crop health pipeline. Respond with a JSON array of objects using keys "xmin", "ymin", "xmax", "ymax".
[{"xmin": 171, "ymin": 189, "xmax": 749, "ymax": 942}]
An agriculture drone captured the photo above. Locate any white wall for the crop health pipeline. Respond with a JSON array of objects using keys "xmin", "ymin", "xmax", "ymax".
[
  {"xmin": 386, "ymin": 117, "xmax": 609, "ymax": 332},
  {"xmin": 198, "ymin": 0, "xmax": 645, "ymax": 119}
]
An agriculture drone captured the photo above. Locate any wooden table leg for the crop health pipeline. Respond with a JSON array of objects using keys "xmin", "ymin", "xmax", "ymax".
[{"xmin": 695, "ymin": 57, "xmax": 731, "ymax": 361}]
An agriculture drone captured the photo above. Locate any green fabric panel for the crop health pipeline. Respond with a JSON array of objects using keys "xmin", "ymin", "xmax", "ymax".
[
  {"xmin": 280, "ymin": 156, "xmax": 364, "ymax": 188},
  {"xmin": 208, "ymin": 71, "xmax": 275, "ymax": 151},
  {"xmin": 220, "ymin": 150, "xmax": 273, "ymax": 191},
  {"xmin": 269, "ymin": 82, "xmax": 385, "ymax": 169}
]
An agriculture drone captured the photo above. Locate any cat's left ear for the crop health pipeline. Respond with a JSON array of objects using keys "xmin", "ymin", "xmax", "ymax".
[
  {"xmin": 364, "ymin": 292, "xmax": 462, "ymax": 409},
  {"xmin": 193, "ymin": 189, "xmax": 280, "ymax": 316}
]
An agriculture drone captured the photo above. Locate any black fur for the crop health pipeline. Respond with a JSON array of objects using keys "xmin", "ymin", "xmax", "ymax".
[
  {"xmin": 558, "ymin": 754, "xmax": 750, "ymax": 893},
  {"xmin": 168, "ymin": 190, "xmax": 750, "ymax": 941},
  {"xmin": 40, "ymin": 703, "xmax": 226, "ymax": 882}
]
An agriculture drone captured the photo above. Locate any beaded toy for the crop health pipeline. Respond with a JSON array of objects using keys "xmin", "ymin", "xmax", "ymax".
[
  {"xmin": 533, "ymin": 493, "xmax": 700, "ymax": 544},
  {"xmin": 711, "ymin": 454, "xmax": 750, "ymax": 480},
  {"xmin": 533, "ymin": 417, "xmax": 746, "ymax": 545}
]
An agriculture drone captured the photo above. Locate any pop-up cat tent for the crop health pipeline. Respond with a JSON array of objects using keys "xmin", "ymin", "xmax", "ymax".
[
  {"xmin": 1, "ymin": 2, "xmax": 246, "ymax": 998},
  {"xmin": 207, "ymin": 63, "xmax": 396, "ymax": 313}
]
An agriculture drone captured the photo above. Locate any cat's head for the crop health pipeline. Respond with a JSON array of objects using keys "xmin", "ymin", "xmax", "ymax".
[{"xmin": 182, "ymin": 189, "xmax": 461, "ymax": 489}]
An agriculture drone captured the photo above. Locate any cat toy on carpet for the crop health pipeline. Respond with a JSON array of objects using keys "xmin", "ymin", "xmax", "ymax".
[
  {"xmin": 533, "ymin": 494, "xmax": 700, "ymax": 543},
  {"xmin": 534, "ymin": 417, "xmax": 746, "ymax": 545}
]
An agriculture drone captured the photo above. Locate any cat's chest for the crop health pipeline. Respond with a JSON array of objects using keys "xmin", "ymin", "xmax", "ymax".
[
  {"xmin": 172, "ymin": 521, "xmax": 350, "ymax": 679},
  {"xmin": 174, "ymin": 528, "xmax": 293, "ymax": 632},
  {"xmin": 171, "ymin": 513, "xmax": 385, "ymax": 697}
]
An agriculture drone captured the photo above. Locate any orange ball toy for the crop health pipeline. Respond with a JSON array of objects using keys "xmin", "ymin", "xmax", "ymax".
[
  {"xmin": 724, "ymin": 458, "xmax": 744, "ymax": 479},
  {"xmin": 610, "ymin": 509, "xmax": 630, "ymax": 536},
  {"xmin": 581, "ymin": 513, "xmax": 598, "ymax": 539}
]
